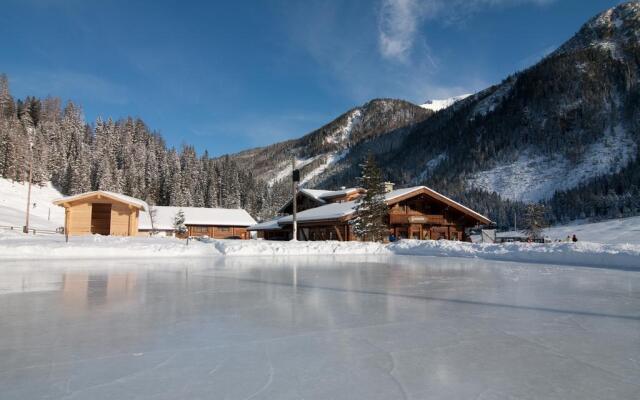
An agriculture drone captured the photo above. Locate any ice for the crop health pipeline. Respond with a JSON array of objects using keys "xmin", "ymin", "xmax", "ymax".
[{"xmin": 1, "ymin": 256, "xmax": 639, "ymax": 399}]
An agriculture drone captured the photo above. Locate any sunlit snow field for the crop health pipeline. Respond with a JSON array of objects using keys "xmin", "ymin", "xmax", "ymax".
[{"xmin": 1, "ymin": 256, "xmax": 638, "ymax": 400}]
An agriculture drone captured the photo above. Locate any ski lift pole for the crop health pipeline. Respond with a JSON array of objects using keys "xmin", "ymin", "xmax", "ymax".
[
  {"xmin": 292, "ymin": 157, "xmax": 299, "ymax": 241},
  {"xmin": 23, "ymin": 136, "xmax": 33, "ymax": 234}
]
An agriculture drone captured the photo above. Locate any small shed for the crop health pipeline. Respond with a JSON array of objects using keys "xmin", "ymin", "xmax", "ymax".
[
  {"xmin": 53, "ymin": 191, "xmax": 148, "ymax": 236},
  {"xmin": 138, "ymin": 206, "xmax": 257, "ymax": 239}
]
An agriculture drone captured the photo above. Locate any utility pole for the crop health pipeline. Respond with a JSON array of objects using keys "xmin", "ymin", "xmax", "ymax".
[
  {"xmin": 23, "ymin": 135, "xmax": 33, "ymax": 234},
  {"xmin": 291, "ymin": 157, "xmax": 299, "ymax": 241},
  {"xmin": 514, "ymin": 213, "xmax": 517, "ymax": 232}
]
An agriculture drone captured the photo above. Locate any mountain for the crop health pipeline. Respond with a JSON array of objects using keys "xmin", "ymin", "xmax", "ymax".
[
  {"xmin": 2, "ymin": 3, "xmax": 639, "ymax": 227},
  {"xmin": 226, "ymin": 2, "xmax": 640, "ymax": 226},
  {"xmin": 420, "ymin": 95, "xmax": 471, "ymax": 112},
  {"xmin": 229, "ymin": 99, "xmax": 432, "ymax": 187}
]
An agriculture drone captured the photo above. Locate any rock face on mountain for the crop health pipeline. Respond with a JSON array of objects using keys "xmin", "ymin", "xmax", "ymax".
[{"xmin": 226, "ymin": 2, "xmax": 640, "ymax": 225}]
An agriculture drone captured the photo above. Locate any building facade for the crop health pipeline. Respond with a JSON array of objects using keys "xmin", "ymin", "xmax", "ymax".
[
  {"xmin": 249, "ymin": 186, "xmax": 491, "ymax": 242},
  {"xmin": 53, "ymin": 191, "xmax": 148, "ymax": 237},
  {"xmin": 138, "ymin": 206, "xmax": 256, "ymax": 239}
]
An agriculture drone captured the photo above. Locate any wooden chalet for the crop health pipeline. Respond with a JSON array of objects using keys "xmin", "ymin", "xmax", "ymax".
[
  {"xmin": 53, "ymin": 191, "xmax": 148, "ymax": 236},
  {"xmin": 249, "ymin": 186, "xmax": 492, "ymax": 242},
  {"xmin": 138, "ymin": 206, "xmax": 256, "ymax": 239}
]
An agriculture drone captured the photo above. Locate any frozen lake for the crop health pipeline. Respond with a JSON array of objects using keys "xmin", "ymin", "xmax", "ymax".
[{"xmin": 1, "ymin": 256, "xmax": 639, "ymax": 400}]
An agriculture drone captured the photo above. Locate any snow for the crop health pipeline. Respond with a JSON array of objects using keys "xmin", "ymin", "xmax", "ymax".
[
  {"xmin": 248, "ymin": 216, "xmax": 287, "ymax": 231},
  {"xmin": 1, "ymin": 255, "xmax": 639, "ymax": 399},
  {"xmin": 420, "ymin": 94, "xmax": 471, "ymax": 112},
  {"xmin": 299, "ymin": 149, "xmax": 349, "ymax": 187},
  {"xmin": 273, "ymin": 186, "xmax": 491, "ymax": 226},
  {"xmin": 2, "ymin": 229, "xmax": 638, "ymax": 270},
  {"xmin": 471, "ymin": 80, "xmax": 514, "ymax": 117},
  {"xmin": 324, "ymin": 109, "xmax": 362, "ymax": 145},
  {"xmin": 277, "ymin": 187, "xmax": 360, "ymax": 214},
  {"xmin": 0, "ymin": 230, "xmax": 221, "ymax": 259},
  {"xmin": 415, "ymin": 153, "xmax": 447, "ymax": 183},
  {"xmin": 278, "ymin": 200, "xmax": 356, "ymax": 224},
  {"xmin": 267, "ymin": 154, "xmax": 319, "ymax": 186},
  {"xmin": 138, "ymin": 206, "xmax": 256, "ymax": 231},
  {"xmin": 0, "ymin": 178, "xmax": 65, "ymax": 231},
  {"xmin": 468, "ymin": 125, "xmax": 637, "ymax": 202},
  {"xmin": 543, "ymin": 216, "xmax": 640, "ymax": 245}
]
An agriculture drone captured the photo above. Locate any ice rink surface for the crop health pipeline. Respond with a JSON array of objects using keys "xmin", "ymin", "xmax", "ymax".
[{"xmin": 1, "ymin": 256, "xmax": 639, "ymax": 399}]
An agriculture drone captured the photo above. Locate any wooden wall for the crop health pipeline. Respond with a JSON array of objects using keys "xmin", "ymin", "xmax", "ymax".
[
  {"xmin": 62, "ymin": 196, "xmax": 140, "ymax": 237},
  {"xmin": 66, "ymin": 202, "xmax": 92, "ymax": 235},
  {"xmin": 187, "ymin": 225, "xmax": 250, "ymax": 239}
]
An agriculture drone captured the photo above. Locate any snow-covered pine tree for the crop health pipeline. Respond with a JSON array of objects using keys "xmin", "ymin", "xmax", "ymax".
[
  {"xmin": 351, "ymin": 153, "xmax": 389, "ymax": 242},
  {"xmin": 173, "ymin": 209, "xmax": 187, "ymax": 236},
  {"xmin": 522, "ymin": 204, "xmax": 547, "ymax": 239}
]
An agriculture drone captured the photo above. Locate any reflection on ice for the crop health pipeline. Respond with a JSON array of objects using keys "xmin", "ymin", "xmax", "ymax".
[{"xmin": 0, "ymin": 256, "xmax": 639, "ymax": 399}]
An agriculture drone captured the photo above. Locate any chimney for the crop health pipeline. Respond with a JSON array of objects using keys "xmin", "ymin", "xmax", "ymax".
[{"xmin": 383, "ymin": 182, "xmax": 395, "ymax": 193}]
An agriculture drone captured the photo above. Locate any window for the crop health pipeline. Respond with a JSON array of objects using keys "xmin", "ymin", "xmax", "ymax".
[
  {"xmin": 192, "ymin": 226, "xmax": 208, "ymax": 234},
  {"xmin": 217, "ymin": 226, "xmax": 231, "ymax": 232}
]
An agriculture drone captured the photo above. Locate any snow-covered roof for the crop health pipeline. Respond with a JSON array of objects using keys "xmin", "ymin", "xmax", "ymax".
[
  {"xmin": 247, "ymin": 216, "xmax": 288, "ymax": 231},
  {"xmin": 276, "ymin": 186, "xmax": 492, "ymax": 225},
  {"xmin": 139, "ymin": 206, "xmax": 257, "ymax": 230},
  {"xmin": 279, "ymin": 201, "xmax": 356, "ymax": 224},
  {"xmin": 277, "ymin": 187, "xmax": 361, "ymax": 213},
  {"xmin": 53, "ymin": 191, "xmax": 149, "ymax": 211},
  {"xmin": 400, "ymin": 186, "xmax": 492, "ymax": 225}
]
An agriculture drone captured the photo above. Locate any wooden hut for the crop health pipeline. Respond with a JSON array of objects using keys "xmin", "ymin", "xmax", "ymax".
[{"xmin": 53, "ymin": 191, "xmax": 148, "ymax": 236}]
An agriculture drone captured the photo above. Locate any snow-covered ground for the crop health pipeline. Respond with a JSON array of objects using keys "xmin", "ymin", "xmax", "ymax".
[
  {"xmin": 0, "ymin": 178, "xmax": 64, "ymax": 230},
  {"xmin": 1, "ymin": 256, "xmax": 638, "ymax": 399},
  {"xmin": 495, "ymin": 215, "xmax": 640, "ymax": 245},
  {"xmin": 544, "ymin": 215, "xmax": 640, "ymax": 244},
  {"xmin": 1, "ymin": 230, "xmax": 638, "ymax": 270}
]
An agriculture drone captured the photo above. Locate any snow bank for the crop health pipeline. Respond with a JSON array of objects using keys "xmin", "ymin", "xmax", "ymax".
[
  {"xmin": 387, "ymin": 240, "xmax": 640, "ymax": 270},
  {"xmin": 0, "ymin": 231, "xmax": 220, "ymax": 260},
  {"xmin": 207, "ymin": 238, "xmax": 388, "ymax": 256},
  {"xmin": 0, "ymin": 232, "xmax": 638, "ymax": 270}
]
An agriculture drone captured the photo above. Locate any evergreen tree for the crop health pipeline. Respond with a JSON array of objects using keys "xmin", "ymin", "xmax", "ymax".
[
  {"xmin": 173, "ymin": 209, "xmax": 187, "ymax": 235},
  {"xmin": 351, "ymin": 153, "xmax": 389, "ymax": 242},
  {"xmin": 522, "ymin": 204, "xmax": 547, "ymax": 239}
]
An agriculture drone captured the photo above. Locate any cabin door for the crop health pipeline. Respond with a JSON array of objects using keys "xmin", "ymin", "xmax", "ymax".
[{"xmin": 91, "ymin": 203, "xmax": 111, "ymax": 235}]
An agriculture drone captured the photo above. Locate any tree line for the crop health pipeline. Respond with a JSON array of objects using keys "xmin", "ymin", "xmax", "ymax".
[{"xmin": 0, "ymin": 74, "xmax": 284, "ymax": 221}]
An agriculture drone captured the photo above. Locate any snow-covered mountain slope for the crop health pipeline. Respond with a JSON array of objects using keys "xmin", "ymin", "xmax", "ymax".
[
  {"xmin": 229, "ymin": 99, "xmax": 432, "ymax": 188},
  {"xmin": 468, "ymin": 125, "xmax": 637, "ymax": 202},
  {"xmin": 224, "ymin": 2, "xmax": 640, "ymax": 225},
  {"xmin": 554, "ymin": 1, "xmax": 640, "ymax": 60},
  {"xmin": 420, "ymin": 94, "xmax": 471, "ymax": 112},
  {"xmin": 0, "ymin": 178, "xmax": 65, "ymax": 230}
]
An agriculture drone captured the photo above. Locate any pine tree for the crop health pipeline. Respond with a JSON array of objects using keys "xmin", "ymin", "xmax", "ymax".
[
  {"xmin": 523, "ymin": 204, "xmax": 547, "ymax": 239},
  {"xmin": 351, "ymin": 153, "xmax": 389, "ymax": 242},
  {"xmin": 173, "ymin": 209, "xmax": 187, "ymax": 235}
]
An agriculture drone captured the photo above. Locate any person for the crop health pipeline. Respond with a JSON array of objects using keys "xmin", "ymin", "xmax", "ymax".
[
  {"xmin": 565, "ymin": 235, "xmax": 571, "ymax": 242},
  {"xmin": 572, "ymin": 234, "xmax": 578, "ymax": 242},
  {"xmin": 388, "ymin": 233, "xmax": 397, "ymax": 243}
]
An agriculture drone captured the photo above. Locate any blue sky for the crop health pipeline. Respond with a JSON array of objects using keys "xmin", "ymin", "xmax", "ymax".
[{"xmin": 1, "ymin": 0, "xmax": 623, "ymax": 155}]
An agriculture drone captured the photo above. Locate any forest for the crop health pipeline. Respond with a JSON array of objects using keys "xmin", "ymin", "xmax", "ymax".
[{"xmin": 0, "ymin": 73, "xmax": 287, "ymax": 221}]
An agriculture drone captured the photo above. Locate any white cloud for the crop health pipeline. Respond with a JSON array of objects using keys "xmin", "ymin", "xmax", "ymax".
[
  {"xmin": 377, "ymin": 0, "xmax": 556, "ymax": 62},
  {"xmin": 378, "ymin": 0, "xmax": 421, "ymax": 61}
]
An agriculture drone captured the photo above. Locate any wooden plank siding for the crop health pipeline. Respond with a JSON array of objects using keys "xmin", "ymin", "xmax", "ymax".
[
  {"xmin": 57, "ymin": 193, "xmax": 143, "ymax": 237},
  {"xmin": 186, "ymin": 225, "xmax": 250, "ymax": 239},
  {"xmin": 272, "ymin": 191, "xmax": 484, "ymax": 242}
]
